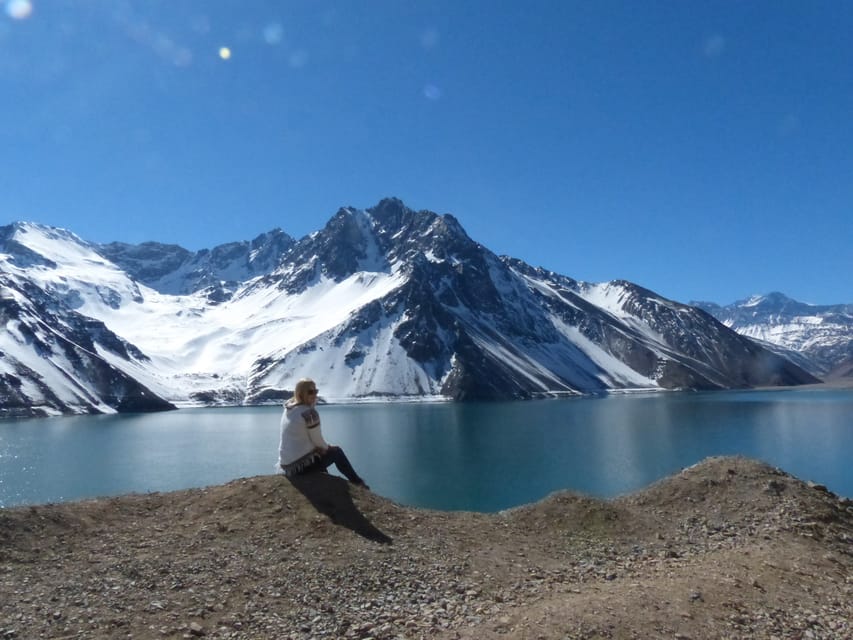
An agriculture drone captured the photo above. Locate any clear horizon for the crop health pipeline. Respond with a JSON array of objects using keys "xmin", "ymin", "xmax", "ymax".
[{"xmin": 2, "ymin": 1, "xmax": 851, "ymax": 306}]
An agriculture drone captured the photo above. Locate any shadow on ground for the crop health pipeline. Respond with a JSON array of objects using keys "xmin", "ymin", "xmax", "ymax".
[{"xmin": 287, "ymin": 472, "xmax": 393, "ymax": 544}]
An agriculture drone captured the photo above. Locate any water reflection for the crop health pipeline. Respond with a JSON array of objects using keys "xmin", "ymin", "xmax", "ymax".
[{"xmin": 1, "ymin": 389, "xmax": 851, "ymax": 511}]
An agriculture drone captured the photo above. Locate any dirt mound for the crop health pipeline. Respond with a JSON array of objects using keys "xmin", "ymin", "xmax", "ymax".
[{"xmin": 1, "ymin": 456, "xmax": 851, "ymax": 639}]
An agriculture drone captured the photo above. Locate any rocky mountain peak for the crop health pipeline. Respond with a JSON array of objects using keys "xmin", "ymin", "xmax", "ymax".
[
  {"xmin": 741, "ymin": 291, "xmax": 804, "ymax": 313},
  {"xmin": 98, "ymin": 228, "xmax": 294, "ymax": 297},
  {"xmin": 1, "ymin": 222, "xmax": 89, "ymax": 270},
  {"xmin": 0, "ymin": 200, "xmax": 831, "ymax": 415},
  {"xmin": 696, "ymin": 293, "xmax": 853, "ymax": 375},
  {"xmin": 276, "ymin": 200, "xmax": 482, "ymax": 293}
]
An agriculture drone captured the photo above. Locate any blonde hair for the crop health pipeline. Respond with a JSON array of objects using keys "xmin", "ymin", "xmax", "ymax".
[{"xmin": 292, "ymin": 378, "xmax": 317, "ymax": 405}]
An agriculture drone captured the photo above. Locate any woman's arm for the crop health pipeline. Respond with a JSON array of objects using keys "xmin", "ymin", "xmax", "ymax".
[{"xmin": 301, "ymin": 407, "xmax": 329, "ymax": 450}]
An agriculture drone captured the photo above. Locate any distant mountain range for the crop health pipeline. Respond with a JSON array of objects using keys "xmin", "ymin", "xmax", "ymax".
[
  {"xmin": 694, "ymin": 294, "xmax": 853, "ymax": 379},
  {"xmin": 0, "ymin": 198, "xmax": 834, "ymax": 418}
]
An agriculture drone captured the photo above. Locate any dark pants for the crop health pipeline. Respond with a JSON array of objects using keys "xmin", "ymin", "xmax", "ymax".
[{"xmin": 300, "ymin": 445, "xmax": 364, "ymax": 484}]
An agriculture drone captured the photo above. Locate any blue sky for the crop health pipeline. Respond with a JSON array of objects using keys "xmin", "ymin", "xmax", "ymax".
[{"xmin": 1, "ymin": 1, "xmax": 851, "ymax": 305}]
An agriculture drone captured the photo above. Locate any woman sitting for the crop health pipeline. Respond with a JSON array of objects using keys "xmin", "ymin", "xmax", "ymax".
[{"xmin": 277, "ymin": 378, "xmax": 369, "ymax": 489}]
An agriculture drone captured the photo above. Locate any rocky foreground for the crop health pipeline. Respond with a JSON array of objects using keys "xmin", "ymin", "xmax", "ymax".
[{"xmin": 1, "ymin": 456, "xmax": 851, "ymax": 640}]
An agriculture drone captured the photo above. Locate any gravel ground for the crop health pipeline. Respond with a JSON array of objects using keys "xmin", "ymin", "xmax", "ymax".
[{"xmin": 1, "ymin": 456, "xmax": 851, "ymax": 639}]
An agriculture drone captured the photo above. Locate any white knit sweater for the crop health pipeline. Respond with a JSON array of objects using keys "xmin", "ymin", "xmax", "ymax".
[{"xmin": 277, "ymin": 400, "xmax": 329, "ymax": 474}]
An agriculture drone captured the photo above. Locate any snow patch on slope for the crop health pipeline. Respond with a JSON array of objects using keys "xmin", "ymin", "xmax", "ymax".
[
  {"xmin": 96, "ymin": 270, "xmax": 408, "ymax": 399},
  {"xmin": 248, "ymin": 312, "xmax": 444, "ymax": 402},
  {"xmin": 550, "ymin": 316, "xmax": 658, "ymax": 389}
]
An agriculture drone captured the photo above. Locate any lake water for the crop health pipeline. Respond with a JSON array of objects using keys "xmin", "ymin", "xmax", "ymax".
[{"xmin": 1, "ymin": 388, "xmax": 851, "ymax": 511}]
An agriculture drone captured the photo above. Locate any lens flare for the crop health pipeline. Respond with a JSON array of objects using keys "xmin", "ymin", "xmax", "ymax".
[
  {"xmin": 5, "ymin": 0, "xmax": 33, "ymax": 20},
  {"xmin": 423, "ymin": 84, "xmax": 442, "ymax": 100},
  {"xmin": 263, "ymin": 22, "xmax": 283, "ymax": 45},
  {"xmin": 288, "ymin": 49, "xmax": 308, "ymax": 68},
  {"xmin": 420, "ymin": 27, "xmax": 439, "ymax": 50}
]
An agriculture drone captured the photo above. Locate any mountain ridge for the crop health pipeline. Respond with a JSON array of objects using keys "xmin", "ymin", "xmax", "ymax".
[
  {"xmin": 694, "ymin": 292, "xmax": 853, "ymax": 376},
  {"xmin": 0, "ymin": 199, "xmax": 824, "ymax": 417}
]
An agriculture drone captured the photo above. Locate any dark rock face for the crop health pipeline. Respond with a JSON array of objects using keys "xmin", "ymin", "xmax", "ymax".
[
  {"xmin": 826, "ymin": 356, "xmax": 853, "ymax": 380},
  {"xmin": 0, "ymin": 275, "xmax": 175, "ymax": 418},
  {"xmin": 98, "ymin": 229, "xmax": 295, "ymax": 297},
  {"xmin": 246, "ymin": 199, "xmax": 817, "ymax": 401},
  {"xmin": 95, "ymin": 241, "xmax": 193, "ymax": 286},
  {"xmin": 503, "ymin": 265, "xmax": 819, "ymax": 393}
]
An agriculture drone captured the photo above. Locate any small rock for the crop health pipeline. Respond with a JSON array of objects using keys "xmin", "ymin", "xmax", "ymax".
[
  {"xmin": 764, "ymin": 480, "xmax": 785, "ymax": 494},
  {"xmin": 806, "ymin": 480, "xmax": 829, "ymax": 493}
]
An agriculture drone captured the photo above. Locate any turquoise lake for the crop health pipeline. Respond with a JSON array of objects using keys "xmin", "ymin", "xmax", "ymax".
[{"xmin": 1, "ymin": 388, "xmax": 851, "ymax": 511}]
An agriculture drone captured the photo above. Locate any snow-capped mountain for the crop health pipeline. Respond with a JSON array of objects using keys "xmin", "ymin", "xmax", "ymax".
[
  {"xmin": 694, "ymin": 293, "xmax": 853, "ymax": 376},
  {"xmin": 0, "ymin": 224, "xmax": 175, "ymax": 418},
  {"xmin": 97, "ymin": 229, "xmax": 294, "ymax": 299},
  {"xmin": 0, "ymin": 200, "xmax": 819, "ymax": 417}
]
